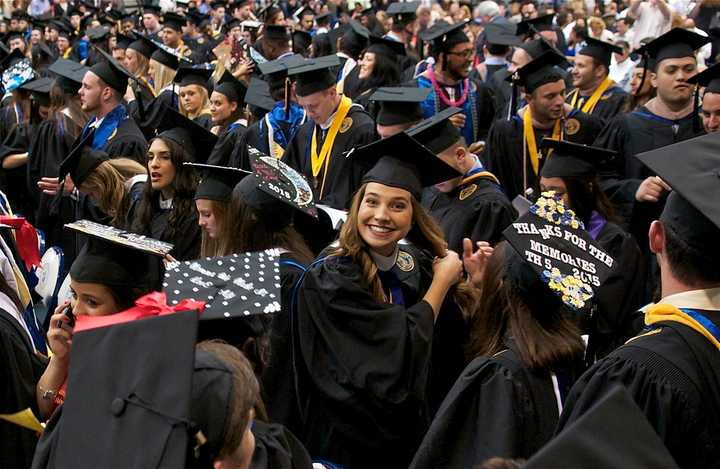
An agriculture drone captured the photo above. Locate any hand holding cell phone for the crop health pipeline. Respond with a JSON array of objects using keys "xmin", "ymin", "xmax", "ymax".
[{"xmin": 47, "ymin": 301, "xmax": 75, "ymax": 360}]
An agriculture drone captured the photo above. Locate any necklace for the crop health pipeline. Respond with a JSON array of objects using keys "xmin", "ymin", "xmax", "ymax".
[{"xmin": 428, "ymin": 67, "xmax": 469, "ymax": 107}]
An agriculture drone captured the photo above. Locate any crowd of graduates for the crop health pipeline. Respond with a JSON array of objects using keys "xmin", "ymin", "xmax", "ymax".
[{"xmin": 1, "ymin": 0, "xmax": 720, "ymax": 467}]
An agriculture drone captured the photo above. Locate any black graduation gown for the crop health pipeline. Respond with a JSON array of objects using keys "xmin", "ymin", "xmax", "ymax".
[
  {"xmin": 251, "ymin": 420, "xmax": 313, "ymax": 469},
  {"xmin": 566, "ymin": 86, "xmax": 629, "ymax": 124},
  {"xmin": 584, "ymin": 220, "xmax": 645, "ymax": 362},
  {"xmin": 410, "ymin": 345, "xmax": 582, "ymax": 469},
  {"xmin": 0, "ymin": 121, "xmax": 36, "ymax": 220},
  {"xmin": 283, "ymin": 105, "xmax": 376, "ymax": 210},
  {"xmin": 558, "ymin": 312, "xmax": 720, "ymax": 469},
  {"xmin": 292, "ymin": 246, "xmax": 466, "ymax": 468},
  {"xmin": 422, "ymin": 172, "xmax": 517, "ymax": 254},
  {"xmin": 206, "ymin": 123, "xmax": 248, "ymax": 167},
  {"xmin": 102, "ymin": 117, "xmax": 148, "ymax": 164},
  {"xmin": 0, "ymin": 307, "xmax": 47, "ymax": 469},
  {"xmin": 193, "ymin": 113, "xmax": 213, "ymax": 130},
  {"xmin": 482, "ymin": 110, "xmax": 605, "ymax": 201},
  {"xmin": 487, "ymin": 68, "xmax": 512, "ymax": 120},
  {"xmin": 147, "ymin": 206, "xmax": 201, "ymax": 261}
]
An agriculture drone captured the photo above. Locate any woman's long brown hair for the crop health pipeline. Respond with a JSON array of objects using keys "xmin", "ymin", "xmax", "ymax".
[{"xmin": 80, "ymin": 158, "xmax": 146, "ymax": 228}]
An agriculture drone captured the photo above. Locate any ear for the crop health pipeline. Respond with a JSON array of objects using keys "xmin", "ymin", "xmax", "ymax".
[
  {"xmin": 650, "ymin": 71, "xmax": 658, "ymax": 89},
  {"xmin": 648, "ymin": 220, "xmax": 666, "ymax": 255}
]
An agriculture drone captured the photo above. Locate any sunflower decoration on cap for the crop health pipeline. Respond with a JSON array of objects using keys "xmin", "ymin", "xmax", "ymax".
[
  {"xmin": 530, "ymin": 191, "xmax": 585, "ymax": 230},
  {"xmin": 542, "ymin": 267, "xmax": 594, "ymax": 310}
]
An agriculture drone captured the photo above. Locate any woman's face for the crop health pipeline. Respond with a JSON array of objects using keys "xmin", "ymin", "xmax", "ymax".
[
  {"xmin": 147, "ymin": 138, "xmax": 177, "ymax": 194},
  {"xmin": 214, "ymin": 412, "xmax": 255, "ymax": 469},
  {"xmin": 210, "ymin": 91, "xmax": 237, "ymax": 124},
  {"xmin": 196, "ymin": 199, "xmax": 221, "ymax": 238},
  {"xmin": 358, "ymin": 52, "xmax": 376, "ymax": 80},
  {"xmin": 124, "ymin": 48, "xmax": 140, "ymax": 74},
  {"xmin": 180, "ymin": 84, "xmax": 205, "ymax": 114},
  {"xmin": 357, "ymin": 182, "xmax": 413, "ymax": 256},
  {"xmin": 539, "ymin": 176, "xmax": 570, "ymax": 206},
  {"xmin": 148, "ymin": 58, "xmax": 158, "ymax": 78},
  {"xmin": 70, "ymin": 279, "xmax": 121, "ymax": 317},
  {"xmin": 630, "ymin": 67, "xmax": 652, "ymax": 96}
]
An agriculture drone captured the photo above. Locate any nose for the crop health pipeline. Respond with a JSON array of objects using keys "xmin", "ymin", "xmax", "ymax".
[
  {"xmin": 149, "ymin": 156, "xmax": 159, "ymax": 168},
  {"xmin": 373, "ymin": 204, "xmax": 390, "ymax": 221}
]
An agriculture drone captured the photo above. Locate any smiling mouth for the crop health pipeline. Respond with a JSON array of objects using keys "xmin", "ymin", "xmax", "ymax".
[{"xmin": 367, "ymin": 224, "xmax": 394, "ymax": 234}]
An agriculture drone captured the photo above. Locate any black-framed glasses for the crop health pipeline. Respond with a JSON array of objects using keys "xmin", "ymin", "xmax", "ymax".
[{"xmin": 447, "ymin": 49, "xmax": 475, "ymax": 59}]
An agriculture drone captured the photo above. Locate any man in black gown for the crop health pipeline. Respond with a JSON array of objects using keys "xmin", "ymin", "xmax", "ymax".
[{"xmin": 558, "ymin": 133, "xmax": 720, "ymax": 469}]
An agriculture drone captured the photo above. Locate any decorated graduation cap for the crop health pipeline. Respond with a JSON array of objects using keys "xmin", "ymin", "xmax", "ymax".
[
  {"xmin": 516, "ymin": 13, "xmax": 555, "ymax": 37},
  {"xmin": 214, "ymin": 70, "xmax": 248, "ymax": 104},
  {"xmin": 484, "ymin": 21, "xmax": 520, "ymax": 47},
  {"xmin": 65, "ymin": 219, "xmax": 170, "ymax": 291},
  {"xmin": 636, "ymin": 131, "xmax": 720, "ymax": 257},
  {"xmin": 524, "ymin": 386, "xmax": 679, "ymax": 469},
  {"xmin": 287, "ymin": 54, "xmax": 339, "ymax": 97},
  {"xmin": 88, "ymin": 46, "xmax": 136, "ymax": 93},
  {"xmin": 162, "ymin": 11, "xmax": 186, "ymax": 31},
  {"xmin": 58, "ymin": 130, "xmax": 109, "ymax": 185},
  {"xmin": 48, "ymin": 57, "xmax": 89, "ymax": 93},
  {"xmin": 245, "ymin": 77, "xmax": 275, "ymax": 111},
  {"xmin": 351, "ymin": 132, "xmax": 462, "ymax": 199},
  {"xmin": 187, "ymin": 162, "xmax": 250, "ymax": 202},
  {"xmin": 508, "ymin": 49, "xmax": 567, "ymax": 93},
  {"xmin": 52, "ymin": 310, "xmax": 199, "ymax": 468},
  {"xmin": 386, "ymin": 1, "xmax": 419, "ymax": 25},
  {"xmin": 241, "ymin": 19, "xmax": 262, "ymax": 32},
  {"xmin": 406, "ymin": 106, "xmax": 463, "ymax": 153},
  {"xmin": 367, "ymin": 34, "xmax": 406, "ymax": 56},
  {"xmin": 578, "ymin": 37, "xmax": 622, "ymax": 68},
  {"xmin": 18, "ymin": 76, "xmax": 53, "ymax": 106},
  {"xmin": 174, "ymin": 65, "xmax": 213, "ymax": 90},
  {"xmin": 420, "ymin": 20, "xmax": 469, "ymax": 70},
  {"xmin": 127, "ymin": 34, "xmax": 157, "ymax": 58},
  {"xmin": 369, "ymin": 86, "xmax": 430, "ymax": 126},
  {"xmin": 540, "ymin": 138, "xmax": 617, "ymax": 179},
  {"xmin": 1, "ymin": 52, "xmax": 35, "ymax": 92},
  {"xmin": 502, "ymin": 191, "xmax": 614, "ymax": 312}
]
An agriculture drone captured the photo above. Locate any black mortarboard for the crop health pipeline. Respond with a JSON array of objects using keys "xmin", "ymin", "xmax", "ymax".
[
  {"xmin": 53, "ymin": 311, "xmax": 197, "ymax": 468},
  {"xmin": 0, "ymin": 48, "xmax": 26, "ymax": 68},
  {"xmin": 162, "ymin": 11, "xmax": 186, "ymax": 31},
  {"xmin": 141, "ymin": 0, "xmax": 162, "ymax": 15},
  {"xmin": 578, "ymin": 37, "xmax": 622, "ymax": 68},
  {"xmin": 387, "ymin": 1, "xmax": 419, "ymax": 23},
  {"xmin": 687, "ymin": 61, "xmax": 720, "ymax": 94},
  {"xmin": 65, "ymin": 219, "xmax": 170, "ymax": 290},
  {"xmin": 540, "ymin": 139, "xmax": 617, "ymax": 179},
  {"xmin": 210, "ymin": 0, "xmax": 226, "ymax": 8},
  {"xmin": 80, "ymin": 0, "xmax": 98, "ymax": 13},
  {"xmin": 163, "ymin": 249, "xmax": 282, "ymax": 320},
  {"xmin": 19, "ymin": 76, "xmax": 53, "ymax": 106},
  {"xmin": 295, "ymin": 5, "xmax": 314, "ymax": 18},
  {"xmin": 348, "ymin": 18, "xmax": 371, "ymax": 39},
  {"xmin": 89, "ymin": 46, "xmax": 135, "ymax": 93},
  {"xmin": 242, "ymin": 146, "xmax": 318, "ymax": 220},
  {"xmin": 257, "ymin": 53, "xmax": 304, "ymax": 78},
  {"xmin": 58, "ymin": 131, "xmax": 109, "ymax": 185},
  {"xmin": 519, "ymin": 36, "xmax": 556, "ymax": 60},
  {"xmin": 420, "ymin": 20, "xmax": 469, "ymax": 51},
  {"xmin": 223, "ymin": 17, "xmax": 242, "ymax": 33},
  {"xmin": 503, "ymin": 192, "xmax": 614, "ymax": 311},
  {"xmin": 367, "ymin": 34, "xmax": 406, "ymax": 56},
  {"xmin": 406, "ymin": 106, "xmax": 463, "ymax": 153},
  {"xmin": 115, "ymin": 33, "xmax": 134, "ymax": 49},
  {"xmin": 127, "ymin": 34, "xmax": 156, "ymax": 58},
  {"xmin": 187, "ymin": 162, "xmax": 250, "ymax": 202},
  {"xmin": 87, "ymin": 26, "xmax": 111, "ymax": 43},
  {"xmin": 525, "ymin": 386, "xmax": 680, "ymax": 469},
  {"xmin": 263, "ymin": 24, "xmax": 290, "ymax": 41},
  {"xmin": 484, "ymin": 21, "xmax": 520, "ymax": 47},
  {"xmin": 635, "ymin": 28, "xmax": 709, "ymax": 70},
  {"xmin": 315, "ymin": 11, "xmax": 332, "ymax": 24},
  {"xmin": 292, "ymin": 29, "xmax": 312, "ymax": 53},
  {"xmin": 636, "ymin": 131, "xmax": 720, "ymax": 255},
  {"xmin": 106, "ymin": 8, "xmax": 123, "ymax": 21},
  {"xmin": 4, "ymin": 30, "xmax": 26, "ymax": 42},
  {"xmin": 33, "ymin": 42, "xmax": 57, "ymax": 61},
  {"xmin": 327, "ymin": 22, "xmax": 350, "ymax": 45},
  {"xmin": 79, "ymin": 15, "xmax": 95, "ymax": 34},
  {"xmin": 369, "ymin": 86, "xmax": 430, "ymax": 126},
  {"xmin": 352, "ymin": 132, "xmax": 462, "ymax": 199},
  {"xmin": 174, "ymin": 65, "xmax": 212, "ymax": 89},
  {"xmin": 98, "ymin": 15, "xmax": 117, "ymax": 28},
  {"xmin": 508, "ymin": 49, "xmax": 567, "ymax": 93},
  {"xmin": 516, "ymin": 13, "xmax": 555, "ymax": 37},
  {"xmin": 213, "ymin": 70, "xmax": 247, "ymax": 103},
  {"xmin": 151, "ymin": 39, "xmax": 190, "ymax": 70},
  {"xmin": 245, "ymin": 77, "xmax": 275, "ymax": 111},
  {"xmin": 66, "ymin": 5, "xmax": 82, "ymax": 16},
  {"xmin": 154, "ymin": 101, "xmax": 219, "ymax": 163},
  {"xmin": 287, "ymin": 55, "xmax": 339, "ymax": 97},
  {"xmin": 31, "ymin": 17, "xmax": 48, "ymax": 30},
  {"xmin": 48, "ymin": 57, "xmax": 89, "ymax": 92},
  {"xmin": 186, "ymin": 10, "xmax": 206, "ymax": 26}
]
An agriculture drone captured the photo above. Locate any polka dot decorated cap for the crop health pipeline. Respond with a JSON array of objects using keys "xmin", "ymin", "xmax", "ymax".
[{"xmin": 163, "ymin": 249, "xmax": 282, "ymax": 320}]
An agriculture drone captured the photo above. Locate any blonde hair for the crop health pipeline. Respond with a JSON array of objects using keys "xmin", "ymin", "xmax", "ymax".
[
  {"xmin": 179, "ymin": 84, "xmax": 212, "ymax": 120},
  {"xmin": 151, "ymin": 59, "xmax": 178, "ymax": 94},
  {"xmin": 588, "ymin": 16, "xmax": 605, "ymax": 32},
  {"xmin": 79, "ymin": 158, "xmax": 147, "ymax": 228},
  {"xmin": 132, "ymin": 51, "xmax": 151, "ymax": 81}
]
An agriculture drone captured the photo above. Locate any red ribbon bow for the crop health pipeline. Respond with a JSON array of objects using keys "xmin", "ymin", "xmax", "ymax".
[
  {"xmin": 0, "ymin": 216, "xmax": 41, "ymax": 271},
  {"xmin": 74, "ymin": 291, "xmax": 206, "ymax": 332}
]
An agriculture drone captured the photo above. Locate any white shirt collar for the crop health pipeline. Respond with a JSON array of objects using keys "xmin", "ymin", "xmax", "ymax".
[
  {"xmin": 369, "ymin": 245, "xmax": 400, "ymax": 272},
  {"xmin": 125, "ymin": 174, "xmax": 147, "ymax": 190},
  {"xmin": 159, "ymin": 196, "xmax": 173, "ymax": 210},
  {"xmin": 657, "ymin": 287, "xmax": 720, "ymax": 311}
]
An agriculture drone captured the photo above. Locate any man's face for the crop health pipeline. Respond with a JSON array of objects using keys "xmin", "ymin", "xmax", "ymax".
[
  {"xmin": 213, "ymin": 7, "xmax": 226, "ymax": 20},
  {"xmin": 702, "ymin": 92, "xmax": 720, "ymax": 133},
  {"xmin": 70, "ymin": 14, "xmax": 81, "ymax": 29},
  {"xmin": 617, "ymin": 19, "xmax": 628, "ymax": 34},
  {"xmin": 162, "ymin": 27, "xmax": 182, "ymax": 46},
  {"xmin": 300, "ymin": 14, "xmax": 314, "ymax": 31},
  {"xmin": 521, "ymin": 3, "xmax": 537, "ymax": 18},
  {"xmin": 572, "ymin": 54, "xmax": 602, "ymax": 90},
  {"xmin": 528, "ymin": 79, "xmax": 566, "ymax": 121},
  {"xmin": 143, "ymin": 13, "xmax": 159, "ymax": 31},
  {"xmin": 79, "ymin": 71, "xmax": 104, "ymax": 113},
  {"xmin": 652, "ymin": 56, "xmax": 697, "ymax": 106},
  {"xmin": 238, "ymin": 5, "xmax": 252, "ymax": 19},
  {"xmin": 57, "ymin": 36, "xmax": 70, "ymax": 52},
  {"xmin": 444, "ymin": 41, "xmax": 474, "ymax": 79},
  {"xmin": 297, "ymin": 88, "xmax": 337, "ymax": 123},
  {"xmin": 9, "ymin": 37, "xmax": 25, "ymax": 52},
  {"xmin": 509, "ymin": 47, "xmax": 531, "ymax": 72}
]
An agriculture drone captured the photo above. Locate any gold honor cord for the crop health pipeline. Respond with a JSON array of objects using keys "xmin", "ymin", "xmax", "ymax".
[
  {"xmin": 310, "ymin": 96, "xmax": 353, "ymax": 199},
  {"xmin": 569, "ymin": 77, "xmax": 613, "ymax": 114}
]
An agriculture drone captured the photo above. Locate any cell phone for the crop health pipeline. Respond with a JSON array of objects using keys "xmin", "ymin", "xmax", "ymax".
[{"xmin": 58, "ymin": 304, "xmax": 75, "ymax": 329}]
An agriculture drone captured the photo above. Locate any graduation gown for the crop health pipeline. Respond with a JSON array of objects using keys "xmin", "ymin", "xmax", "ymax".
[
  {"xmin": 101, "ymin": 115, "xmax": 148, "ymax": 164},
  {"xmin": 251, "ymin": 420, "xmax": 313, "ymax": 469},
  {"xmin": 145, "ymin": 206, "xmax": 201, "ymax": 261},
  {"xmin": 483, "ymin": 110, "xmax": 604, "ymax": 201},
  {"xmin": 558, "ymin": 311, "xmax": 720, "ymax": 469},
  {"xmin": 0, "ymin": 120, "xmax": 36, "ymax": 219},
  {"xmin": 283, "ymin": 104, "xmax": 376, "ymax": 210},
  {"xmin": 206, "ymin": 121, "xmax": 248, "ymax": 167},
  {"xmin": 0, "ymin": 306, "xmax": 47, "ymax": 469},
  {"xmin": 292, "ymin": 246, "xmax": 466, "ymax": 468},
  {"xmin": 566, "ymin": 85, "xmax": 629, "ymax": 124},
  {"xmin": 422, "ymin": 169, "xmax": 517, "ymax": 254},
  {"xmin": 410, "ymin": 345, "xmax": 582, "ymax": 469}
]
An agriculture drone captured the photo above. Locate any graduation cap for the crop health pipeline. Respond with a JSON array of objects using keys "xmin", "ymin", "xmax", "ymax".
[
  {"xmin": 53, "ymin": 310, "xmax": 198, "ymax": 468},
  {"xmin": 687, "ymin": 61, "xmax": 720, "ymax": 94},
  {"xmin": 49, "ymin": 17, "xmax": 74, "ymax": 34},
  {"xmin": 369, "ymin": 86, "xmax": 430, "ymax": 126},
  {"xmin": 0, "ymin": 47, "xmax": 26, "ymax": 68},
  {"xmin": 540, "ymin": 139, "xmax": 617, "ymax": 179},
  {"xmin": 1, "ymin": 53, "xmax": 35, "ymax": 92},
  {"xmin": 386, "ymin": 1, "xmax": 419, "ymax": 24},
  {"xmin": 48, "ymin": 57, "xmax": 90, "ymax": 92},
  {"xmin": 162, "ymin": 11, "xmax": 186, "ymax": 31},
  {"xmin": 31, "ymin": 17, "xmax": 48, "ymax": 31},
  {"xmin": 98, "ymin": 15, "xmax": 117, "ymax": 28},
  {"xmin": 524, "ymin": 386, "xmax": 679, "ymax": 469},
  {"xmin": 263, "ymin": 24, "xmax": 290, "ymax": 41},
  {"xmin": 295, "ymin": 5, "xmax": 315, "ymax": 19},
  {"xmin": 518, "ymin": 36, "xmax": 556, "ymax": 60},
  {"xmin": 635, "ymin": 28, "xmax": 709, "ymax": 70},
  {"xmin": 141, "ymin": 0, "xmax": 162, "ymax": 15},
  {"xmin": 406, "ymin": 106, "xmax": 462, "ymax": 153},
  {"xmin": 420, "ymin": 20, "xmax": 469, "ymax": 70},
  {"xmin": 186, "ymin": 10, "xmax": 207, "ymax": 26},
  {"xmin": 287, "ymin": 54, "xmax": 339, "ymax": 97},
  {"xmin": 292, "ymin": 29, "xmax": 312, "ymax": 53},
  {"xmin": 66, "ymin": 4, "xmax": 83, "ymax": 16},
  {"xmin": 65, "ymin": 219, "xmax": 170, "ymax": 290},
  {"xmin": 578, "ymin": 37, "xmax": 622, "ymax": 68},
  {"xmin": 87, "ymin": 25, "xmax": 111, "ymax": 43},
  {"xmin": 32, "ymin": 42, "xmax": 57, "ymax": 62},
  {"xmin": 223, "ymin": 17, "xmax": 242, "ymax": 33},
  {"xmin": 516, "ymin": 13, "xmax": 555, "ymax": 37},
  {"xmin": 18, "ymin": 76, "xmax": 53, "ymax": 107},
  {"xmin": 502, "ymin": 191, "xmax": 615, "ymax": 311},
  {"xmin": 163, "ymin": 249, "xmax": 282, "ymax": 320},
  {"xmin": 350, "ymin": 132, "xmax": 462, "ymax": 200},
  {"xmin": 154, "ymin": 101, "xmax": 219, "ymax": 163},
  {"xmin": 240, "ymin": 20, "xmax": 262, "ymax": 32},
  {"xmin": 186, "ymin": 162, "xmax": 250, "ymax": 202},
  {"xmin": 348, "ymin": 19, "xmax": 371, "ymax": 39},
  {"xmin": 367, "ymin": 34, "xmax": 406, "ymax": 56},
  {"xmin": 257, "ymin": 53, "xmax": 304, "ymax": 78},
  {"xmin": 636, "ymin": 131, "xmax": 720, "ymax": 255},
  {"xmin": 127, "ymin": 34, "xmax": 156, "ymax": 58},
  {"xmin": 245, "ymin": 77, "xmax": 275, "ymax": 111},
  {"xmin": 484, "ymin": 21, "xmax": 520, "ymax": 47},
  {"xmin": 58, "ymin": 130, "xmax": 109, "ymax": 187},
  {"xmin": 88, "ymin": 46, "xmax": 135, "ymax": 93},
  {"xmin": 508, "ymin": 49, "xmax": 567, "ymax": 93},
  {"xmin": 151, "ymin": 38, "xmax": 191, "ymax": 70},
  {"xmin": 210, "ymin": 0, "xmax": 226, "ymax": 9},
  {"xmin": 214, "ymin": 70, "xmax": 247, "ymax": 103},
  {"xmin": 4, "ymin": 30, "xmax": 26, "ymax": 43},
  {"xmin": 315, "ymin": 11, "xmax": 333, "ymax": 24},
  {"xmin": 174, "ymin": 65, "xmax": 213, "ymax": 89},
  {"xmin": 114, "ymin": 32, "xmax": 134, "ymax": 49}
]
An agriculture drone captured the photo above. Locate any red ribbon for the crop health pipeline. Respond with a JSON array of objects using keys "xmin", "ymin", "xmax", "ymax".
[
  {"xmin": 74, "ymin": 291, "xmax": 206, "ymax": 332},
  {"xmin": 0, "ymin": 216, "xmax": 41, "ymax": 271}
]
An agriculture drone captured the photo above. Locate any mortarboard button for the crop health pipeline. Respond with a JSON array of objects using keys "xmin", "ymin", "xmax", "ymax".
[{"xmin": 111, "ymin": 397, "xmax": 126, "ymax": 416}]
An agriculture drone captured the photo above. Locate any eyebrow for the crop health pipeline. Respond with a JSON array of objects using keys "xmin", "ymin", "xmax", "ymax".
[{"xmin": 365, "ymin": 192, "xmax": 411, "ymax": 203}]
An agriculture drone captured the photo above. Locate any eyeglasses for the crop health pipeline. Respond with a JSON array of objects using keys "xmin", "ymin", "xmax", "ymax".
[{"xmin": 447, "ymin": 49, "xmax": 475, "ymax": 59}]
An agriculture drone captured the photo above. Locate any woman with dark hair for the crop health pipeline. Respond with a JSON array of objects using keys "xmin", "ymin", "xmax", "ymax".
[
  {"xmin": 348, "ymin": 42, "xmax": 402, "ymax": 106},
  {"xmin": 291, "ymin": 133, "xmax": 472, "ymax": 468},
  {"xmin": 626, "ymin": 64, "xmax": 656, "ymax": 111},
  {"xmin": 538, "ymin": 139, "xmax": 644, "ymax": 362},
  {"xmin": 206, "ymin": 73, "xmax": 248, "ymax": 166}
]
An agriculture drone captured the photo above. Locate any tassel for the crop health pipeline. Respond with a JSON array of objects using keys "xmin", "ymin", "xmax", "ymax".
[
  {"xmin": 284, "ymin": 77, "xmax": 290, "ymax": 119},
  {"xmin": 693, "ymin": 83, "xmax": 701, "ymax": 133},
  {"xmin": 507, "ymin": 72, "xmax": 519, "ymax": 121},
  {"xmin": 634, "ymin": 51, "xmax": 649, "ymax": 99}
]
